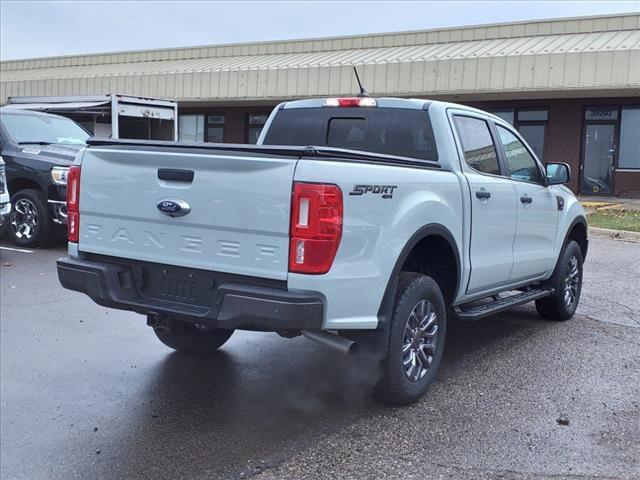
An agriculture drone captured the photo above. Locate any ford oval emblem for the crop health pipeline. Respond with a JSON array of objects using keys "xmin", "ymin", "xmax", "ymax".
[{"xmin": 157, "ymin": 198, "xmax": 191, "ymax": 217}]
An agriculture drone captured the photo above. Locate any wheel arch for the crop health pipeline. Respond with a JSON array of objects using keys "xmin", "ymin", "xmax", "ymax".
[
  {"xmin": 377, "ymin": 224, "xmax": 461, "ymax": 328},
  {"xmin": 564, "ymin": 215, "xmax": 588, "ymax": 261},
  {"xmin": 8, "ymin": 177, "xmax": 44, "ymax": 196}
]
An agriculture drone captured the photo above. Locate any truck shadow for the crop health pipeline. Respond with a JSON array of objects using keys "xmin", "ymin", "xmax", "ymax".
[{"xmin": 97, "ymin": 308, "xmax": 553, "ymax": 479}]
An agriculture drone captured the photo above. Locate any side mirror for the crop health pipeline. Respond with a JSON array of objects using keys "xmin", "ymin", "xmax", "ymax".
[{"xmin": 546, "ymin": 162, "xmax": 571, "ymax": 185}]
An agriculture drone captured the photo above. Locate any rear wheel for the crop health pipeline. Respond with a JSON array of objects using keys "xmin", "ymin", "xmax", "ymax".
[
  {"xmin": 535, "ymin": 240, "xmax": 583, "ymax": 321},
  {"xmin": 154, "ymin": 319, "xmax": 234, "ymax": 354},
  {"xmin": 7, "ymin": 189, "xmax": 53, "ymax": 247},
  {"xmin": 376, "ymin": 273, "xmax": 447, "ymax": 405}
]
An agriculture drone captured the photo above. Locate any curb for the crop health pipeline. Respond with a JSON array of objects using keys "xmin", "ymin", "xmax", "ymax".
[{"xmin": 588, "ymin": 227, "xmax": 640, "ymax": 243}]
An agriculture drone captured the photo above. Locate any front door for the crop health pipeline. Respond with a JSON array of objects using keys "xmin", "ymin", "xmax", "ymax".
[
  {"xmin": 494, "ymin": 124, "xmax": 558, "ymax": 282},
  {"xmin": 582, "ymin": 123, "xmax": 616, "ymax": 195}
]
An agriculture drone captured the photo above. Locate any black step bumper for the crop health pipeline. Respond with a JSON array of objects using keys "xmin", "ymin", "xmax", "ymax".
[{"xmin": 57, "ymin": 255, "xmax": 324, "ymax": 330}]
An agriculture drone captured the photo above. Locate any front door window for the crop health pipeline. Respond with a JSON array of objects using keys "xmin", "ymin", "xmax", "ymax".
[
  {"xmin": 496, "ymin": 126, "xmax": 543, "ymax": 184},
  {"xmin": 582, "ymin": 124, "xmax": 615, "ymax": 195}
]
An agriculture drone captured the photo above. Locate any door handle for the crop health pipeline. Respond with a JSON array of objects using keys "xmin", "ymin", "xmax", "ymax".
[
  {"xmin": 475, "ymin": 190, "xmax": 491, "ymax": 200},
  {"xmin": 520, "ymin": 195, "xmax": 533, "ymax": 204},
  {"xmin": 158, "ymin": 168, "xmax": 194, "ymax": 183}
]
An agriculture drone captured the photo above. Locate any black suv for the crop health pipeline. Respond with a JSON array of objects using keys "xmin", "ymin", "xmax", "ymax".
[{"xmin": 0, "ymin": 107, "xmax": 89, "ymax": 247}]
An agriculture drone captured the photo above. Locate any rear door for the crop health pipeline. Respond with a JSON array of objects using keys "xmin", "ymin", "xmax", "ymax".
[
  {"xmin": 493, "ymin": 124, "xmax": 558, "ymax": 281},
  {"xmin": 78, "ymin": 146, "xmax": 298, "ymax": 280},
  {"xmin": 452, "ymin": 114, "xmax": 518, "ymax": 294}
]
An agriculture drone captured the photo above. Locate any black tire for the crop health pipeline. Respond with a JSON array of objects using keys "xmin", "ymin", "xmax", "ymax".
[
  {"xmin": 7, "ymin": 189, "xmax": 53, "ymax": 247},
  {"xmin": 535, "ymin": 240, "xmax": 583, "ymax": 321},
  {"xmin": 376, "ymin": 273, "xmax": 447, "ymax": 405},
  {"xmin": 154, "ymin": 319, "xmax": 234, "ymax": 355}
]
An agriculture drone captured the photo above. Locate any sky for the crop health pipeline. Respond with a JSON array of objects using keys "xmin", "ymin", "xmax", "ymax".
[{"xmin": 1, "ymin": 0, "xmax": 639, "ymax": 61}]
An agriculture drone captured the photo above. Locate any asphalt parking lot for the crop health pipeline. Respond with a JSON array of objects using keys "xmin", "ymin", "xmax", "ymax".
[{"xmin": 1, "ymin": 237, "xmax": 638, "ymax": 480}]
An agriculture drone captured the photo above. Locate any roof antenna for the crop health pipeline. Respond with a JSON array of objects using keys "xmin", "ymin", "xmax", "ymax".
[{"xmin": 353, "ymin": 67, "xmax": 369, "ymax": 97}]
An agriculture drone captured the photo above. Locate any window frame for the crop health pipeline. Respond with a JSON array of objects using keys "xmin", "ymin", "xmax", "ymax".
[
  {"xmin": 451, "ymin": 113, "xmax": 505, "ymax": 179},
  {"xmin": 492, "ymin": 120, "xmax": 548, "ymax": 187},
  {"xmin": 206, "ymin": 113, "xmax": 225, "ymax": 143}
]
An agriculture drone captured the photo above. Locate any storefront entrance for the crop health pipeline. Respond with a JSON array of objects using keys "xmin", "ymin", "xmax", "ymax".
[{"xmin": 581, "ymin": 108, "xmax": 617, "ymax": 195}]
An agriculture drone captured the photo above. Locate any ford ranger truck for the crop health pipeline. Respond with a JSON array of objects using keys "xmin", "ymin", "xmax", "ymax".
[{"xmin": 57, "ymin": 98, "xmax": 587, "ymax": 405}]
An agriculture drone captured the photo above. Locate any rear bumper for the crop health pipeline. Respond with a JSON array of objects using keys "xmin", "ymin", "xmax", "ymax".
[{"xmin": 57, "ymin": 255, "xmax": 324, "ymax": 330}]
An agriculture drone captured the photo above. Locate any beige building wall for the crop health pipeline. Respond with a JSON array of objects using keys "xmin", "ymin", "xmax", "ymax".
[{"xmin": 1, "ymin": 13, "xmax": 639, "ymax": 103}]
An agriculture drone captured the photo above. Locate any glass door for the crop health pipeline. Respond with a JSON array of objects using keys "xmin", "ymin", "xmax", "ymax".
[{"xmin": 582, "ymin": 123, "xmax": 616, "ymax": 195}]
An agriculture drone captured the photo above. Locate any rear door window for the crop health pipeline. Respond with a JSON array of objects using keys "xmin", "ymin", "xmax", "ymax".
[
  {"xmin": 453, "ymin": 116, "xmax": 501, "ymax": 176},
  {"xmin": 264, "ymin": 107, "xmax": 437, "ymax": 162}
]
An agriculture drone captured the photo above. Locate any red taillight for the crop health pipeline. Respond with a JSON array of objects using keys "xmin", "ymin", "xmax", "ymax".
[
  {"xmin": 67, "ymin": 166, "xmax": 81, "ymax": 243},
  {"xmin": 289, "ymin": 182, "xmax": 343, "ymax": 274},
  {"xmin": 324, "ymin": 97, "xmax": 377, "ymax": 107}
]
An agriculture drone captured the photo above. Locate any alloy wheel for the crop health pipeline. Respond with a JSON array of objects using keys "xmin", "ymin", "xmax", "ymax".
[
  {"xmin": 564, "ymin": 255, "xmax": 580, "ymax": 308},
  {"xmin": 402, "ymin": 299, "xmax": 439, "ymax": 382},
  {"xmin": 10, "ymin": 198, "xmax": 39, "ymax": 240}
]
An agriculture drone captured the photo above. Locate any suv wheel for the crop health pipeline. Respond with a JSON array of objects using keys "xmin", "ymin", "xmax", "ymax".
[
  {"xmin": 154, "ymin": 318, "xmax": 234, "ymax": 354},
  {"xmin": 376, "ymin": 272, "xmax": 447, "ymax": 405},
  {"xmin": 8, "ymin": 189, "xmax": 52, "ymax": 247},
  {"xmin": 535, "ymin": 240, "xmax": 583, "ymax": 321}
]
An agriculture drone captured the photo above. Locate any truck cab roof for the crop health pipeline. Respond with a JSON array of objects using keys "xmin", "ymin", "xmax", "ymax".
[{"xmin": 278, "ymin": 97, "xmax": 509, "ymax": 124}]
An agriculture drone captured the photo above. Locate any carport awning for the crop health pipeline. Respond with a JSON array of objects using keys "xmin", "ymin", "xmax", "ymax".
[{"xmin": 3, "ymin": 100, "xmax": 110, "ymax": 112}]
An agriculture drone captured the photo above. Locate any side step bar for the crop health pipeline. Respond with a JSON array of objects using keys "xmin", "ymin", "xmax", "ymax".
[{"xmin": 453, "ymin": 288, "xmax": 554, "ymax": 322}]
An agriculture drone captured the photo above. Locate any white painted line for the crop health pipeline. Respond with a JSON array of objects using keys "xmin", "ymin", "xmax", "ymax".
[{"xmin": 0, "ymin": 246, "xmax": 34, "ymax": 253}]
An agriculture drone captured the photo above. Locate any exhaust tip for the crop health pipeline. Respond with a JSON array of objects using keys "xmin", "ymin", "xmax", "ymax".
[{"xmin": 301, "ymin": 330, "xmax": 357, "ymax": 355}]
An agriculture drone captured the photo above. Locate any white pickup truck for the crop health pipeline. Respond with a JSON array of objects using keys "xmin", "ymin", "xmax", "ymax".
[{"xmin": 57, "ymin": 97, "xmax": 587, "ymax": 404}]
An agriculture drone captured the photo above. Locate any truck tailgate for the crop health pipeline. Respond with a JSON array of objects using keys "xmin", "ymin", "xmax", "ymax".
[{"xmin": 77, "ymin": 147, "xmax": 298, "ymax": 280}]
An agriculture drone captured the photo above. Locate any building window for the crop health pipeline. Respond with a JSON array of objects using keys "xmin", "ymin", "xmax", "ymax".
[
  {"xmin": 517, "ymin": 109, "xmax": 548, "ymax": 122},
  {"xmin": 619, "ymin": 107, "xmax": 640, "ymax": 170},
  {"xmin": 207, "ymin": 114, "xmax": 225, "ymax": 143},
  {"xmin": 492, "ymin": 110, "xmax": 515, "ymax": 125},
  {"xmin": 489, "ymin": 107, "xmax": 548, "ymax": 161},
  {"xmin": 247, "ymin": 113, "xmax": 268, "ymax": 144},
  {"xmin": 518, "ymin": 124, "xmax": 545, "ymax": 162},
  {"xmin": 178, "ymin": 114, "xmax": 204, "ymax": 142}
]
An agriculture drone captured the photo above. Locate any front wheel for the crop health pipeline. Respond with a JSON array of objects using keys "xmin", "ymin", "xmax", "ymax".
[
  {"xmin": 154, "ymin": 319, "xmax": 234, "ymax": 354},
  {"xmin": 7, "ymin": 189, "xmax": 53, "ymax": 247},
  {"xmin": 376, "ymin": 273, "xmax": 447, "ymax": 405},
  {"xmin": 535, "ymin": 240, "xmax": 583, "ymax": 321}
]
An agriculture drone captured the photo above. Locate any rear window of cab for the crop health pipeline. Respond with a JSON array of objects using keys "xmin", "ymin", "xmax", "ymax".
[{"xmin": 263, "ymin": 107, "xmax": 438, "ymax": 162}]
